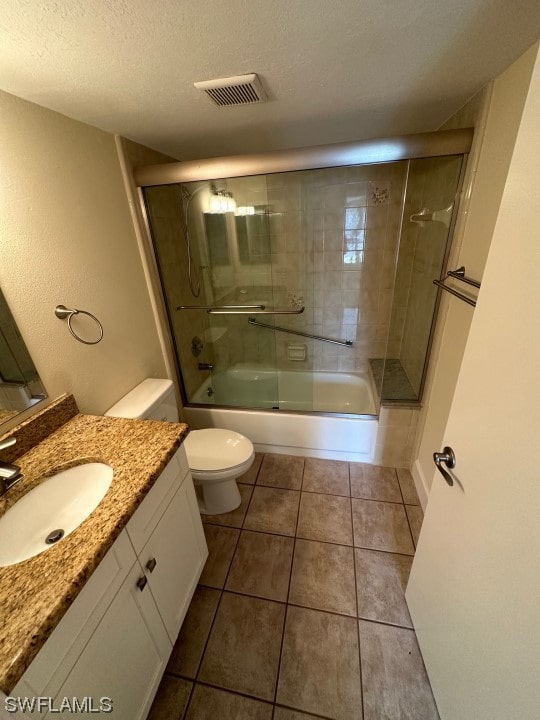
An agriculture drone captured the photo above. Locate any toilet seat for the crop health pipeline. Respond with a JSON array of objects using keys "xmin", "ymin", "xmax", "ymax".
[
  {"xmin": 184, "ymin": 428, "xmax": 255, "ymax": 514},
  {"xmin": 184, "ymin": 428, "xmax": 253, "ymax": 473}
]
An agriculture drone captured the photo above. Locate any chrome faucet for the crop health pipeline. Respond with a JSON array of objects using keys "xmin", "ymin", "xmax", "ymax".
[
  {"xmin": 0, "ymin": 437, "xmax": 24, "ymax": 496},
  {"xmin": 198, "ymin": 362, "xmax": 214, "ymax": 371}
]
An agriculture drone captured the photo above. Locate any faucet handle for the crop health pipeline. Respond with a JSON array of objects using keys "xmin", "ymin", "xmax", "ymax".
[{"xmin": 0, "ymin": 437, "xmax": 16, "ymax": 452}]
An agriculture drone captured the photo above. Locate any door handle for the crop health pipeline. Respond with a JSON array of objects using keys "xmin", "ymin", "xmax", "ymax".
[{"xmin": 433, "ymin": 446, "xmax": 456, "ymax": 486}]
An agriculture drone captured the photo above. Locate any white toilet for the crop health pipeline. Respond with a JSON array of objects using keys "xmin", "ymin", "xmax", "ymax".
[{"xmin": 105, "ymin": 378, "xmax": 254, "ymax": 515}]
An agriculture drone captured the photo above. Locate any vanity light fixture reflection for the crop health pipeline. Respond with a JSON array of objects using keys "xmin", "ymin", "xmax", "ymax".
[{"xmin": 207, "ymin": 186, "xmax": 236, "ymax": 213}]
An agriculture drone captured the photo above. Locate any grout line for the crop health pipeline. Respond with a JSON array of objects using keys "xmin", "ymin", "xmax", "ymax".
[
  {"xmin": 182, "ymin": 677, "xmax": 197, "ymax": 720},
  {"xmin": 191, "ymin": 510, "xmax": 245, "ymax": 697},
  {"xmin": 201, "ymin": 523, "xmax": 415, "ymax": 557},
  {"xmin": 187, "ymin": 678, "xmax": 275, "ymax": 708},
  {"xmin": 357, "ymin": 615, "xmax": 415, "ymax": 632},
  {"xmin": 272, "ymin": 457, "xmax": 304, "ymax": 706},
  {"xmin": 397, "ymin": 473, "xmax": 417, "ymax": 551},
  {"xmin": 274, "ymin": 701, "xmax": 336, "ymax": 720},
  {"xmin": 394, "ymin": 466, "xmax": 416, "ymax": 550},
  {"xmin": 240, "ymin": 466, "xmax": 261, "ymax": 531},
  {"xmin": 394, "ymin": 466, "xmax": 406, "ymax": 505},
  {"xmin": 191, "ymin": 586, "xmax": 224, "ymax": 686},
  {"xmin": 349, "ymin": 461, "xmax": 364, "ymax": 720}
]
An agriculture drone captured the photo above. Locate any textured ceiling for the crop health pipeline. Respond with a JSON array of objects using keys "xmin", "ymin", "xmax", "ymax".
[{"xmin": 1, "ymin": 0, "xmax": 539, "ymax": 160}]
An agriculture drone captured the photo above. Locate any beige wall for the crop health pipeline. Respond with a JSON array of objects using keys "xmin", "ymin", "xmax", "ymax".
[
  {"xmin": 412, "ymin": 42, "xmax": 539, "ymax": 503},
  {"xmin": 0, "ymin": 90, "xmax": 166, "ymax": 417}
]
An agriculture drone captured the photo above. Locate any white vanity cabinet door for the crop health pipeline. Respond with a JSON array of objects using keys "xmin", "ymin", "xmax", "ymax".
[
  {"xmin": 12, "ymin": 530, "xmax": 136, "ymax": 714},
  {"xmin": 126, "ymin": 447, "xmax": 190, "ymax": 555},
  {"xmin": 46, "ymin": 561, "xmax": 171, "ymax": 720},
  {"xmin": 139, "ymin": 474, "xmax": 208, "ymax": 643}
]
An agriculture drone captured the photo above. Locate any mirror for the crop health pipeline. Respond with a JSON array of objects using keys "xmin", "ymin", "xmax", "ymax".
[{"xmin": 0, "ymin": 287, "xmax": 47, "ymax": 425}]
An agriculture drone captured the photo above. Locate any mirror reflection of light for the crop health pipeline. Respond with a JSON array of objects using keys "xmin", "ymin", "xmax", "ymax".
[{"xmin": 235, "ymin": 206, "xmax": 255, "ymax": 216}]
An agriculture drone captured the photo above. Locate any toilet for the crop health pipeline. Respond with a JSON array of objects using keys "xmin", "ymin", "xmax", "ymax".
[{"xmin": 105, "ymin": 378, "xmax": 254, "ymax": 515}]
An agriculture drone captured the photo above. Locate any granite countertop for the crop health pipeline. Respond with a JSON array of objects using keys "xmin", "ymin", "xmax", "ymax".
[{"xmin": 0, "ymin": 402, "xmax": 189, "ymax": 694}]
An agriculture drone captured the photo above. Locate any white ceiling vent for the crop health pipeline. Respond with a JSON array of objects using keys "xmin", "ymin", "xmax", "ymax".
[{"xmin": 194, "ymin": 73, "xmax": 267, "ymax": 107}]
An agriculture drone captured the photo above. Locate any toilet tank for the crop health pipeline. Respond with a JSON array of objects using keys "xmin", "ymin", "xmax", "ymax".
[{"xmin": 105, "ymin": 379, "xmax": 179, "ymax": 422}]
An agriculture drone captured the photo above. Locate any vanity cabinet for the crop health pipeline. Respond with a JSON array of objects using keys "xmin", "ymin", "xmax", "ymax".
[{"xmin": 12, "ymin": 445, "xmax": 207, "ymax": 719}]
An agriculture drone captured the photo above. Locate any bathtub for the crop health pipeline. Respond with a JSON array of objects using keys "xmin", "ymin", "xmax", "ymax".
[{"xmin": 185, "ymin": 364, "xmax": 378, "ymax": 462}]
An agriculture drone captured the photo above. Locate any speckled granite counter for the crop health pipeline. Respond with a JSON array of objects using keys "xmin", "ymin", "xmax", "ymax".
[{"xmin": 0, "ymin": 395, "xmax": 189, "ymax": 694}]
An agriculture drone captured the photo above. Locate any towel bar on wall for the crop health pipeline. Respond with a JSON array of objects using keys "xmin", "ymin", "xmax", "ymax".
[{"xmin": 433, "ymin": 265, "xmax": 481, "ymax": 307}]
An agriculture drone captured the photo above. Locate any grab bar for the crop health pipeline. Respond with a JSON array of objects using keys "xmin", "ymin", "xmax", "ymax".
[
  {"xmin": 208, "ymin": 307, "xmax": 305, "ymax": 315},
  {"xmin": 446, "ymin": 266, "xmax": 481, "ymax": 289},
  {"xmin": 177, "ymin": 304, "xmax": 266, "ymax": 311},
  {"xmin": 248, "ymin": 317, "xmax": 353, "ymax": 347},
  {"xmin": 433, "ymin": 280, "xmax": 476, "ymax": 307}
]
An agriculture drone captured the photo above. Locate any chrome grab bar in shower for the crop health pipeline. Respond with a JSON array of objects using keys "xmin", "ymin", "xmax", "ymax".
[
  {"xmin": 208, "ymin": 307, "xmax": 306, "ymax": 315},
  {"xmin": 177, "ymin": 304, "xmax": 266, "ymax": 311},
  {"xmin": 248, "ymin": 317, "xmax": 353, "ymax": 347}
]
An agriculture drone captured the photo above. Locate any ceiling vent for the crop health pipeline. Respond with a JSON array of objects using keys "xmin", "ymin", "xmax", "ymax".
[{"xmin": 194, "ymin": 73, "xmax": 267, "ymax": 107}]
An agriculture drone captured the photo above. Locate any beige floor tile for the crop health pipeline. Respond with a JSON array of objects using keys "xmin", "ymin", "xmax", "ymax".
[
  {"xmin": 406, "ymin": 504, "xmax": 424, "ymax": 547},
  {"xmin": 226, "ymin": 530, "xmax": 294, "ymax": 601},
  {"xmin": 199, "ymin": 592, "xmax": 285, "ymax": 701},
  {"xmin": 185, "ymin": 684, "xmax": 273, "ymax": 720},
  {"xmin": 274, "ymin": 709, "xmax": 321, "ymax": 720},
  {"xmin": 166, "ymin": 586, "xmax": 221, "ymax": 678},
  {"xmin": 148, "ymin": 675, "xmax": 192, "ymax": 720},
  {"xmin": 349, "ymin": 464, "xmax": 402, "ymax": 503},
  {"xmin": 238, "ymin": 452, "xmax": 264, "ymax": 485},
  {"xmin": 355, "ymin": 549, "xmax": 412, "ymax": 628},
  {"xmin": 396, "ymin": 468, "xmax": 420, "ymax": 505},
  {"xmin": 297, "ymin": 492, "xmax": 353, "ymax": 545},
  {"xmin": 359, "ymin": 621, "xmax": 439, "ymax": 720},
  {"xmin": 257, "ymin": 453, "xmax": 304, "ymax": 490},
  {"xmin": 244, "ymin": 487, "xmax": 300, "ymax": 536},
  {"xmin": 203, "ymin": 483, "xmax": 253, "ymax": 528},
  {"xmin": 277, "ymin": 606, "xmax": 362, "ymax": 719},
  {"xmin": 302, "ymin": 458, "xmax": 350, "ymax": 496},
  {"xmin": 289, "ymin": 539, "xmax": 356, "ymax": 616},
  {"xmin": 199, "ymin": 525, "xmax": 239, "ymax": 588},
  {"xmin": 352, "ymin": 499, "xmax": 414, "ymax": 555}
]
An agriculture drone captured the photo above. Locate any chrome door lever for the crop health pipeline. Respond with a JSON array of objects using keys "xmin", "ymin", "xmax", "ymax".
[{"xmin": 433, "ymin": 446, "xmax": 456, "ymax": 487}]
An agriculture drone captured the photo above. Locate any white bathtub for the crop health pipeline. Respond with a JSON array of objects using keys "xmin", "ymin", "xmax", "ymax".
[{"xmin": 185, "ymin": 364, "xmax": 378, "ymax": 462}]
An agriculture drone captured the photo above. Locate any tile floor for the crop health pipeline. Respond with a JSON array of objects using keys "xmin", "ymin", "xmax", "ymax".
[{"xmin": 148, "ymin": 453, "xmax": 439, "ymax": 720}]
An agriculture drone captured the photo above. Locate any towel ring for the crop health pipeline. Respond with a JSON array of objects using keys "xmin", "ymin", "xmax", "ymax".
[{"xmin": 55, "ymin": 305, "xmax": 104, "ymax": 345}]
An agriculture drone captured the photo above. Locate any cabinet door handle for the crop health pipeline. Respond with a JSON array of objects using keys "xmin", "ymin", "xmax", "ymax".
[
  {"xmin": 146, "ymin": 558, "xmax": 157, "ymax": 573},
  {"xmin": 136, "ymin": 575, "xmax": 148, "ymax": 591}
]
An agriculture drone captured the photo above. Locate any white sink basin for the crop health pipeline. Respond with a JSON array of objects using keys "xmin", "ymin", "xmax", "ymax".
[{"xmin": 0, "ymin": 462, "xmax": 113, "ymax": 567}]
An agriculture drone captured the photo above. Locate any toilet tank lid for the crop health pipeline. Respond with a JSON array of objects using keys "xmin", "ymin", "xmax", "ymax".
[{"xmin": 105, "ymin": 378, "xmax": 175, "ymax": 419}]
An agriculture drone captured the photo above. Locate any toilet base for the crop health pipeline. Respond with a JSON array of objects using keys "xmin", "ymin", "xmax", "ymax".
[{"xmin": 194, "ymin": 478, "xmax": 242, "ymax": 515}]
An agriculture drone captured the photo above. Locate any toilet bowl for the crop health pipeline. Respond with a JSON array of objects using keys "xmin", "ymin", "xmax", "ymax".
[{"xmin": 184, "ymin": 428, "xmax": 254, "ymax": 515}]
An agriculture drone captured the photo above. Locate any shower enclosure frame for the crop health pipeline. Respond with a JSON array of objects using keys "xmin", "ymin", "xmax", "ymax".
[{"xmin": 135, "ymin": 128, "xmax": 473, "ymax": 418}]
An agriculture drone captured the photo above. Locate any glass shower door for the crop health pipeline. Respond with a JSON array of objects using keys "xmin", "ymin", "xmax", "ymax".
[
  {"xmin": 383, "ymin": 154, "xmax": 464, "ymax": 401},
  {"xmin": 144, "ymin": 178, "xmax": 281, "ymax": 409}
]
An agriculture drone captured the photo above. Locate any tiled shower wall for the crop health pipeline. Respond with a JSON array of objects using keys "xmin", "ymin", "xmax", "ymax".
[{"xmin": 193, "ymin": 163, "xmax": 408, "ymax": 389}]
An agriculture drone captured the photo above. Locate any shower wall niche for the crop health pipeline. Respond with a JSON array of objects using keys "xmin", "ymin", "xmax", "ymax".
[{"xmin": 143, "ymin": 153, "xmax": 463, "ymax": 416}]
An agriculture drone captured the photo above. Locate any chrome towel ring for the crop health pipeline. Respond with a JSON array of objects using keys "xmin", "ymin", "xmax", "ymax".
[{"xmin": 55, "ymin": 305, "xmax": 104, "ymax": 345}]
